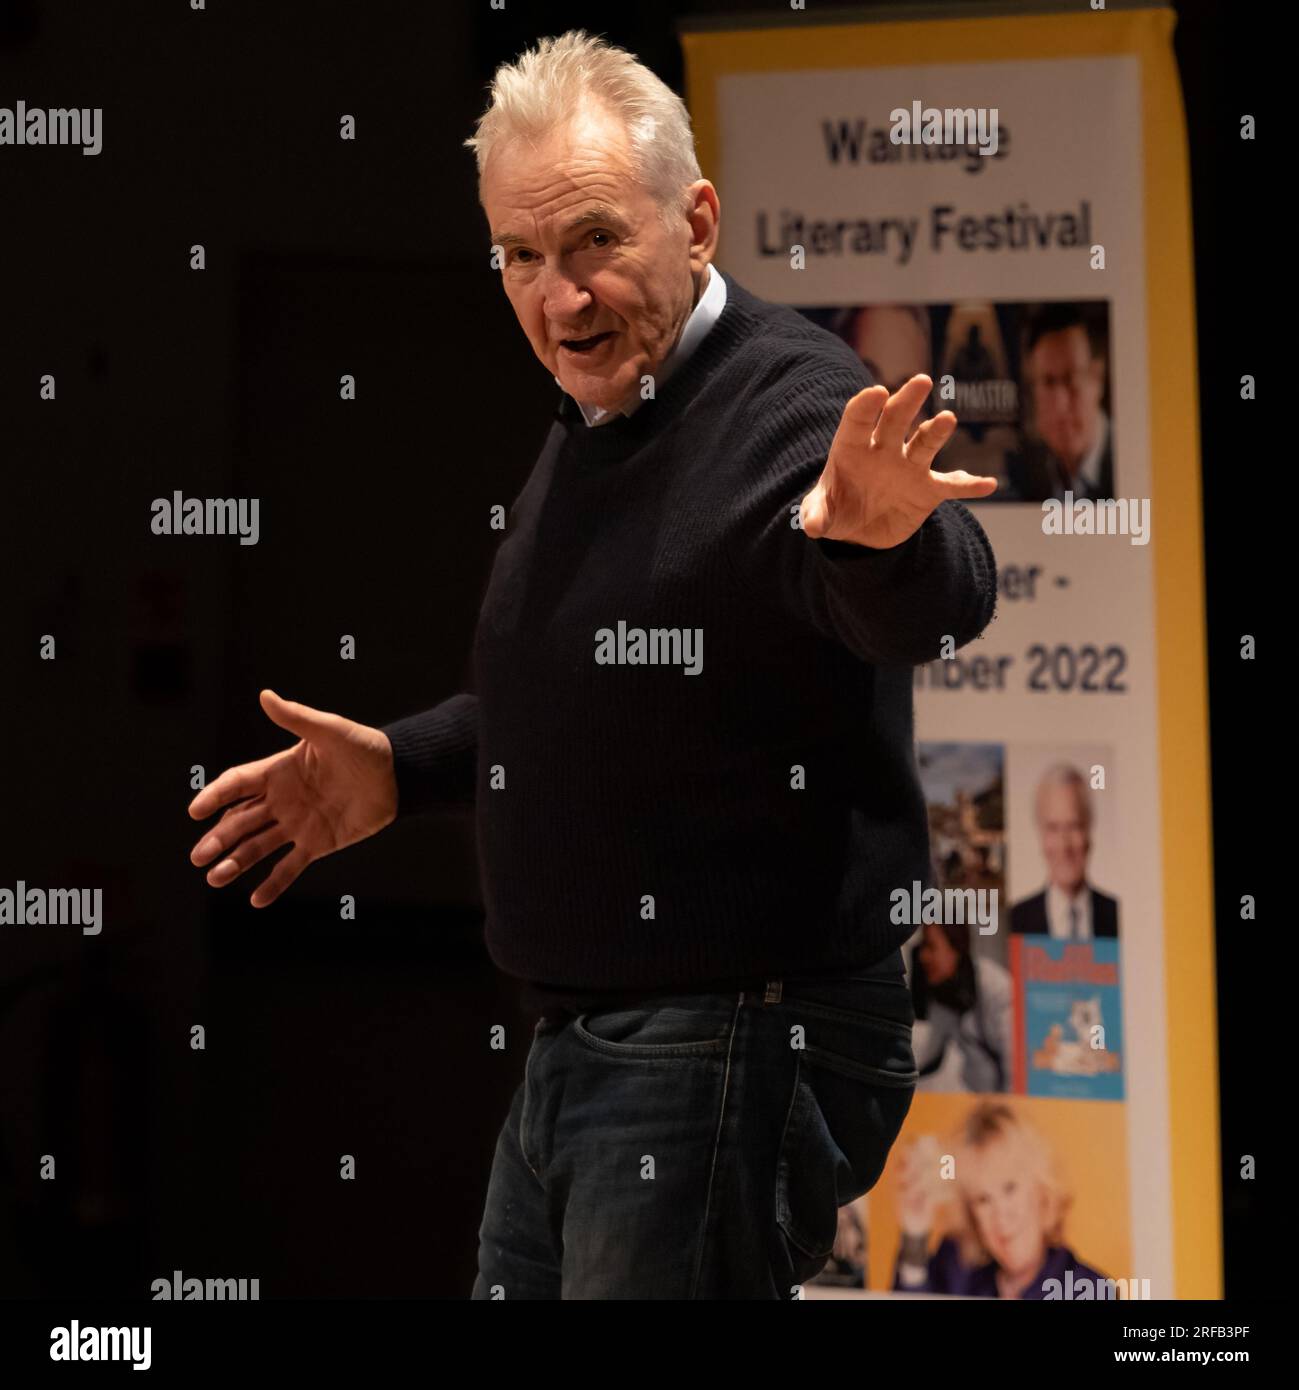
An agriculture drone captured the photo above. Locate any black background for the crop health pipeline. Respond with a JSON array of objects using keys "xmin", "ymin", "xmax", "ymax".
[{"xmin": 0, "ymin": 0, "xmax": 1268, "ymax": 1300}]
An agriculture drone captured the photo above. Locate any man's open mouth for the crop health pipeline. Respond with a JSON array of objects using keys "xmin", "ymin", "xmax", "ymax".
[{"xmin": 560, "ymin": 331, "xmax": 615, "ymax": 354}]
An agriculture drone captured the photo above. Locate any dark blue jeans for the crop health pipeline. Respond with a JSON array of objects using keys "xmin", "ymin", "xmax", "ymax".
[{"xmin": 470, "ymin": 954, "xmax": 917, "ymax": 1299}]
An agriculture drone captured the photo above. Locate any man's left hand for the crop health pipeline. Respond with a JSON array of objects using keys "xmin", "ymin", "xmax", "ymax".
[{"xmin": 799, "ymin": 374, "xmax": 999, "ymax": 550}]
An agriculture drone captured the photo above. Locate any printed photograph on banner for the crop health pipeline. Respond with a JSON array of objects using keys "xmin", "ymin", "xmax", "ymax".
[
  {"xmin": 906, "ymin": 742, "xmax": 1010, "ymax": 1095},
  {"xmin": 1005, "ymin": 743, "xmax": 1123, "ymax": 1099},
  {"xmin": 1006, "ymin": 743, "xmax": 1121, "ymax": 940},
  {"xmin": 796, "ymin": 300, "xmax": 1114, "ymax": 503},
  {"xmin": 1011, "ymin": 934, "xmax": 1124, "ymax": 1100},
  {"xmin": 861, "ymin": 1094, "xmax": 1133, "ymax": 1299}
]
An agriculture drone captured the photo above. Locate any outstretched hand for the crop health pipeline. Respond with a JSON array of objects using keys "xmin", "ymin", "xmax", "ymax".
[
  {"xmin": 799, "ymin": 374, "xmax": 998, "ymax": 551},
  {"xmin": 187, "ymin": 689, "xmax": 397, "ymax": 908}
]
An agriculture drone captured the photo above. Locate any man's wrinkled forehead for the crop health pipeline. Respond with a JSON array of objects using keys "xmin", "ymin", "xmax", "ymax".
[{"xmin": 483, "ymin": 110, "xmax": 642, "ymax": 238}]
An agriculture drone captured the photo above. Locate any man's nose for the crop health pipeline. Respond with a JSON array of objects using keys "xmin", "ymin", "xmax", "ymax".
[{"xmin": 540, "ymin": 267, "xmax": 593, "ymax": 319}]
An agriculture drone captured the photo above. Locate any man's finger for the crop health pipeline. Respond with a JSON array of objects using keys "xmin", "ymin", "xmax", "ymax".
[
  {"xmin": 931, "ymin": 469, "xmax": 1000, "ymax": 501},
  {"xmin": 187, "ymin": 759, "xmax": 273, "ymax": 820},
  {"xmin": 207, "ymin": 825, "xmax": 292, "ymax": 888},
  {"xmin": 191, "ymin": 801, "xmax": 277, "ymax": 867},
  {"xmin": 259, "ymin": 689, "xmax": 338, "ymax": 742},
  {"xmin": 871, "ymin": 374, "xmax": 933, "ymax": 452},
  {"xmin": 905, "ymin": 411, "xmax": 958, "ymax": 470},
  {"xmin": 833, "ymin": 384, "xmax": 888, "ymax": 447},
  {"xmin": 250, "ymin": 844, "xmax": 313, "ymax": 909}
]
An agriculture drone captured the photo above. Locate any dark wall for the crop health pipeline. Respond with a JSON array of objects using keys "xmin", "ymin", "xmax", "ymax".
[{"xmin": 0, "ymin": 0, "xmax": 1262, "ymax": 1298}]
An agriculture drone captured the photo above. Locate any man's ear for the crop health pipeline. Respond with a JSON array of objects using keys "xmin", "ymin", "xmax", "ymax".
[{"xmin": 685, "ymin": 179, "xmax": 720, "ymax": 265}]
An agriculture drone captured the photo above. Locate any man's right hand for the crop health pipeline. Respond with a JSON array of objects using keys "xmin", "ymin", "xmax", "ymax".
[{"xmin": 187, "ymin": 689, "xmax": 398, "ymax": 908}]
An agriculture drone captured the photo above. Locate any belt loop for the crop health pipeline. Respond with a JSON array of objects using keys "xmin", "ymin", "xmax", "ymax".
[{"xmin": 763, "ymin": 979, "xmax": 783, "ymax": 1005}]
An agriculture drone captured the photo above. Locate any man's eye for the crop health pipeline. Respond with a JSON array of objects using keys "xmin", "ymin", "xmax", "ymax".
[{"xmin": 590, "ymin": 230, "xmax": 613, "ymax": 247}]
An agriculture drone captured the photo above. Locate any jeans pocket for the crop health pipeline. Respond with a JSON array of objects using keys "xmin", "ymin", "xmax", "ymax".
[
  {"xmin": 572, "ymin": 998, "xmax": 735, "ymax": 1059},
  {"xmin": 776, "ymin": 1009, "xmax": 919, "ymax": 1263},
  {"xmin": 776, "ymin": 1064, "xmax": 842, "ymax": 1263}
]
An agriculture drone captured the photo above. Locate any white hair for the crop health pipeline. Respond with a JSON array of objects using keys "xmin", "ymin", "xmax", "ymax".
[
  {"xmin": 463, "ymin": 29, "xmax": 702, "ymax": 223},
  {"xmin": 1035, "ymin": 763, "xmax": 1093, "ymax": 831}
]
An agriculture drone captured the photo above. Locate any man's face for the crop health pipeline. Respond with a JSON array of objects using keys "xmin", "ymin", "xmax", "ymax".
[
  {"xmin": 1036, "ymin": 781, "xmax": 1090, "ymax": 894},
  {"xmin": 482, "ymin": 103, "xmax": 716, "ymax": 413},
  {"xmin": 1028, "ymin": 326, "xmax": 1104, "ymax": 469}
]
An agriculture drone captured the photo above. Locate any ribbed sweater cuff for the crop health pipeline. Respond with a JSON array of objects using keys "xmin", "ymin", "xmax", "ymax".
[
  {"xmin": 379, "ymin": 693, "xmax": 478, "ymax": 817},
  {"xmin": 811, "ymin": 502, "xmax": 996, "ymax": 663},
  {"xmin": 814, "ymin": 528, "xmax": 923, "ymax": 567}
]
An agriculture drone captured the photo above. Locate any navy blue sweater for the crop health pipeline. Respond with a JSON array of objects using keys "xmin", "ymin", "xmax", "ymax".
[{"xmin": 381, "ymin": 269, "xmax": 997, "ymax": 1016}]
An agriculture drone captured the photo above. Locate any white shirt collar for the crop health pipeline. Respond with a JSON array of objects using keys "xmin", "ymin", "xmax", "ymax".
[
  {"xmin": 1046, "ymin": 882, "xmax": 1092, "ymax": 940},
  {"xmin": 554, "ymin": 264, "xmax": 727, "ymax": 427}
]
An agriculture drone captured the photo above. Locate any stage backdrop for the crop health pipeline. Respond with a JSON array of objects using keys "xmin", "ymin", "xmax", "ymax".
[{"xmin": 682, "ymin": 2, "xmax": 1216, "ymax": 1299}]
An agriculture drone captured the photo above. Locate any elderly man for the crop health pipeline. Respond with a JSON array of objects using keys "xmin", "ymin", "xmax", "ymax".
[
  {"xmin": 1010, "ymin": 765, "xmax": 1120, "ymax": 939},
  {"xmin": 187, "ymin": 31, "xmax": 998, "ymax": 1299}
]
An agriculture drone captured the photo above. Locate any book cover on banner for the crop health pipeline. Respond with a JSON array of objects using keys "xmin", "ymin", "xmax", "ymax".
[{"xmin": 1011, "ymin": 936, "xmax": 1124, "ymax": 1100}]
